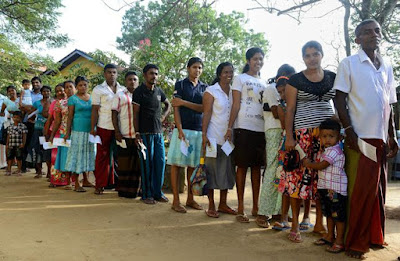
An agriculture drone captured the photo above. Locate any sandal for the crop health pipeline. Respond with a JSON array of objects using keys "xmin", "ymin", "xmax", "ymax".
[
  {"xmin": 299, "ymin": 219, "xmax": 314, "ymax": 231},
  {"xmin": 255, "ymin": 216, "xmax": 270, "ymax": 228},
  {"xmin": 326, "ymin": 243, "xmax": 344, "ymax": 253},
  {"xmin": 272, "ymin": 221, "xmax": 291, "ymax": 231},
  {"xmin": 186, "ymin": 201, "xmax": 203, "ymax": 210},
  {"xmin": 141, "ymin": 198, "xmax": 156, "ymax": 204},
  {"xmin": 74, "ymin": 186, "xmax": 86, "ymax": 193},
  {"xmin": 94, "ymin": 188, "xmax": 103, "ymax": 195},
  {"xmin": 34, "ymin": 174, "xmax": 42, "ymax": 179},
  {"xmin": 205, "ymin": 209, "xmax": 220, "ymax": 218},
  {"xmin": 5, "ymin": 171, "xmax": 11, "ymax": 176},
  {"xmin": 171, "ymin": 204, "xmax": 187, "ymax": 213},
  {"xmin": 288, "ymin": 231, "xmax": 303, "ymax": 243},
  {"xmin": 314, "ymin": 238, "xmax": 333, "ymax": 246},
  {"xmin": 236, "ymin": 213, "xmax": 250, "ymax": 223},
  {"xmin": 64, "ymin": 185, "xmax": 73, "ymax": 190},
  {"xmin": 217, "ymin": 206, "xmax": 238, "ymax": 215}
]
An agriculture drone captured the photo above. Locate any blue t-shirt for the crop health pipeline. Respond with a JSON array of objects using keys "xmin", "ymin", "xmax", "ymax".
[
  {"xmin": 68, "ymin": 95, "xmax": 92, "ymax": 132},
  {"xmin": 33, "ymin": 100, "xmax": 46, "ymax": 130},
  {"xmin": 174, "ymin": 78, "xmax": 207, "ymax": 131}
]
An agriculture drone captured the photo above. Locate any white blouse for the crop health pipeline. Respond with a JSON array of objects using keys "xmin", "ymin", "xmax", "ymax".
[{"xmin": 205, "ymin": 83, "xmax": 232, "ymax": 145}]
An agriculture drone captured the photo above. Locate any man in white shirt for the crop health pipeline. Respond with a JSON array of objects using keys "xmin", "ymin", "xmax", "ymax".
[
  {"xmin": 111, "ymin": 71, "xmax": 140, "ymax": 198},
  {"xmin": 333, "ymin": 19, "xmax": 398, "ymax": 259},
  {"xmin": 91, "ymin": 64, "xmax": 126, "ymax": 195}
]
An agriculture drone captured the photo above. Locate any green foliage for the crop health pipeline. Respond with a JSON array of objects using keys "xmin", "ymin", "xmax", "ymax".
[
  {"xmin": 0, "ymin": 0, "xmax": 68, "ymax": 47},
  {"xmin": 117, "ymin": 0, "xmax": 269, "ymax": 96},
  {"xmin": 0, "ymin": 35, "xmax": 61, "ymax": 95}
]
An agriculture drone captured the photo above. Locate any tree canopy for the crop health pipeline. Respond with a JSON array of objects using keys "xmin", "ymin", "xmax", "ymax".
[
  {"xmin": 117, "ymin": 0, "xmax": 269, "ymax": 95},
  {"xmin": 252, "ymin": 0, "xmax": 400, "ymax": 77},
  {"xmin": 0, "ymin": 0, "xmax": 68, "ymax": 48}
]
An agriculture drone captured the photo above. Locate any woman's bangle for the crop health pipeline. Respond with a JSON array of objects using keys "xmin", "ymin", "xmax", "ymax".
[
  {"xmin": 227, "ymin": 127, "xmax": 232, "ymax": 131},
  {"xmin": 344, "ymin": 125, "xmax": 353, "ymax": 131},
  {"xmin": 135, "ymin": 132, "xmax": 140, "ymax": 136}
]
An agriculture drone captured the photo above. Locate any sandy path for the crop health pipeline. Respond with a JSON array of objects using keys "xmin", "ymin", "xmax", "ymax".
[{"xmin": 0, "ymin": 170, "xmax": 399, "ymax": 261}]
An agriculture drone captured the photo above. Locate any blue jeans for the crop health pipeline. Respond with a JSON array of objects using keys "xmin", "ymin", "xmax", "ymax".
[{"xmin": 139, "ymin": 133, "xmax": 165, "ymax": 200}]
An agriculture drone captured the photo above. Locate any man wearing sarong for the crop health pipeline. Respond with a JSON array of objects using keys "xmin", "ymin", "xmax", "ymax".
[
  {"xmin": 334, "ymin": 19, "xmax": 398, "ymax": 259},
  {"xmin": 91, "ymin": 64, "xmax": 126, "ymax": 195},
  {"xmin": 112, "ymin": 71, "xmax": 140, "ymax": 198}
]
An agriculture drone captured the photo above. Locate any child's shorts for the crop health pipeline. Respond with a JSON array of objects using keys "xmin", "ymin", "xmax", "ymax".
[
  {"xmin": 318, "ymin": 189, "xmax": 347, "ymax": 222},
  {"xmin": 7, "ymin": 147, "xmax": 23, "ymax": 160}
]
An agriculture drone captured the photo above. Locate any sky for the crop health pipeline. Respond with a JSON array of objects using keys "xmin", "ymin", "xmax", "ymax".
[{"xmin": 43, "ymin": 0, "xmax": 347, "ymax": 78}]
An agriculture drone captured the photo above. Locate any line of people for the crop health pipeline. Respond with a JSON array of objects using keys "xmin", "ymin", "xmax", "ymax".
[{"xmin": 0, "ymin": 18, "xmax": 396, "ymax": 260}]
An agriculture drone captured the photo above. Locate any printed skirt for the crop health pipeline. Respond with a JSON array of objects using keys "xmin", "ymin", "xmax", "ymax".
[
  {"xmin": 65, "ymin": 131, "xmax": 95, "ymax": 174},
  {"xmin": 278, "ymin": 128, "xmax": 320, "ymax": 200}
]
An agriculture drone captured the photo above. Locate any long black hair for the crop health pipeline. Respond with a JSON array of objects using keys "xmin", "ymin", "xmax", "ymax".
[
  {"xmin": 242, "ymin": 47, "xmax": 264, "ymax": 73},
  {"xmin": 211, "ymin": 62, "xmax": 233, "ymax": 85}
]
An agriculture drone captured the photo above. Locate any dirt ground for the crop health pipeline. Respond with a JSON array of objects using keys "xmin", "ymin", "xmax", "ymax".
[{"xmin": 0, "ymin": 169, "xmax": 399, "ymax": 261}]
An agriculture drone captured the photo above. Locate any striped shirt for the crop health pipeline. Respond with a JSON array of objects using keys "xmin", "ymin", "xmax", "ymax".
[
  {"xmin": 111, "ymin": 90, "xmax": 135, "ymax": 138},
  {"xmin": 317, "ymin": 143, "xmax": 347, "ymax": 195},
  {"xmin": 289, "ymin": 71, "xmax": 335, "ymax": 130}
]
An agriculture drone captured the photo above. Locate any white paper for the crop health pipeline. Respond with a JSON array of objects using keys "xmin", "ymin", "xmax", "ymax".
[
  {"xmin": 39, "ymin": 136, "xmax": 46, "ymax": 145},
  {"xmin": 221, "ymin": 140, "xmax": 235, "ymax": 156},
  {"xmin": 43, "ymin": 142, "xmax": 57, "ymax": 150},
  {"xmin": 52, "ymin": 138, "xmax": 71, "ymax": 147},
  {"xmin": 138, "ymin": 142, "xmax": 147, "ymax": 160},
  {"xmin": 205, "ymin": 138, "xmax": 217, "ymax": 158},
  {"xmin": 358, "ymin": 138, "xmax": 377, "ymax": 162},
  {"xmin": 27, "ymin": 110, "xmax": 38, "ymax": 119},
  {"xmin": 180, "ymin": 139, "xmax": 189, "ymax": 156},
  {"xmin": 116, "ymin": 139, "xmax": 127, "ymax": 148},
  {"xmin": 89, "ymin": 134, "xmax": 102, "ymax": 145},
  {"xmin": 295, "ymin": 144, "xmax": 307, "ymax": 159}
]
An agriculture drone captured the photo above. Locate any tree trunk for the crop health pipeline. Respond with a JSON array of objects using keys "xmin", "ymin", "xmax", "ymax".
[{"xmin": 342, "ymin": 0, "xmax": 352, "ymax": 56}]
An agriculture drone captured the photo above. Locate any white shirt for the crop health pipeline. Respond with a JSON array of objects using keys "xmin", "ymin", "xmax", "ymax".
[
  {"xmin": 263, "ymin": 83, "xmax": 281, "ymax": 131},
  {"xmin": 231, "ymin": 73, "xmax": 266, "ymax": 132},
  {"xmin": 205, "ymin": 83, "xmax": 232, "ymax": 145},
  {"xmin": 91, "ymin": 81, "xmax": 126, "ymax": 130},
  {"xmin": 111, "ymin": 90, "xmax": 135, "ymax": 138},
  {"xmin": 333, "ymin": 49, "xmax": 397, "ymax": 142}
]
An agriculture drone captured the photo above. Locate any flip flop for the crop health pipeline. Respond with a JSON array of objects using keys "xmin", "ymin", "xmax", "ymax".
[
  {"xmin": 299, "ymin": 221, "xmax": 314, "ymax": 231},
  {"xmin": 171, "ymin": 204, "xmax": 187, "ymax": 213},
  {"xmin": 272, "ymin": 221, "xmax": 291, "ymax": 231},
  {"xmin": 288, "ymin": 231, "xmax": 303, "ymax": 243},
  {"xmin": 326, "ymin": 243, "xmax": 344, "ymax": 253},
  {"xmin": 236, "ymin": 213, "xmax": 250, "ymax": 223},
  {"xmin": 141, "ymin": 198, "xmax": 156, "ymax": 204},
  {"xmin": 205, "ymin": 209, "xmax": 219, "ymax": 218},
  {"xmin": 218, "ymin": 207, "xmax": 238, "ymax": 215},
  {"xmin": 314, "ymin": 238, "xmax": 333, "ymax": 246},
  {"xmin": 186, "ymin": 201, "xmax": 203, "ymax": 210},
  {"xmin": 74, "ymin": 186, "xmax": 86, "ymax": 192},
  {"xmin": 255, "ymin": 216, "xmax": 270, "ymax": 228}
]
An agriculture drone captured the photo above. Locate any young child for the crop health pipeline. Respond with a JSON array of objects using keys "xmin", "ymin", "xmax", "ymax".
[
  {"xmin": 6, "ymin": 112, "xmax": 27, "ymax": 176},
  {"xmin": 273, "ymin": 75, "xmax": 292, "ymax": 231},
  {"xmin": 19, "ymin": 79, "xmax": 33, "ymax": 106},
  {"xmin": 303, "ymin": 119, "xmax": 347, "ymax": 253}
]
